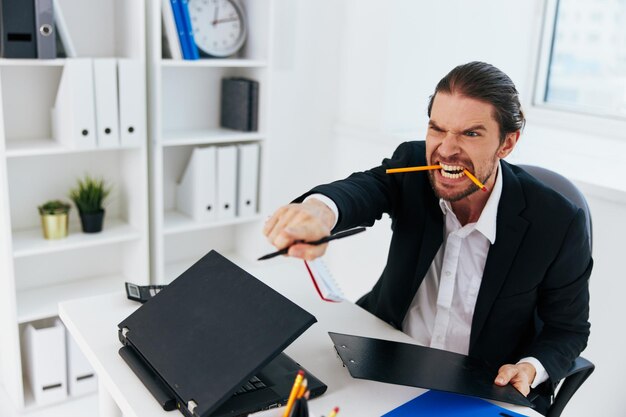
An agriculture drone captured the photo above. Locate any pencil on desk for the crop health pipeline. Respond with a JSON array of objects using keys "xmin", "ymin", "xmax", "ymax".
[
  {"xmin": 463, "ymin": 169, "xmax": 488, "ymax": 192},
  {"xmin": 296, "ymin": 378, "xmax": 308, "ymax": 399},
  {"xmin": 283, "ymin": 370, "xmax": 305, "ymax": 417},
  {"xmin": 327, "ymin": 406, "xmax": 339, "ymax": 417},
  {"xmin": 386, "ymin": 165, "xmax": 441, "ymax": 174}
]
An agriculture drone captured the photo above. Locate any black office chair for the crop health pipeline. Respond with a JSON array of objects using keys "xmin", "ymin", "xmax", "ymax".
[{"xmin": 519, "ymin": 165, "xmax": 595, "ymax": 417}]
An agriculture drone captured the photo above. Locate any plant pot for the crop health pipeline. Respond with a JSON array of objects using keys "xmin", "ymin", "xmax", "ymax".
[
  {"xmin": 40, "ymin": 213, "xmax": 69, "ymax": 239},
  {"xmin": 79, "ymin": 209, "xmax": 105, "ymax": 233}
]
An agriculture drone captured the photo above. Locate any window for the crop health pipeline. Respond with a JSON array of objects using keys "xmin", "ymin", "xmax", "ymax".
[{"xmin": 535, "ymin": 0, "xmax": 626, "ymax": 118}]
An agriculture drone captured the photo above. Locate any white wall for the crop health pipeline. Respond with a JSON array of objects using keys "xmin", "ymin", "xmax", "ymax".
[{"xmin": 270, "ymin": 1, "xmax": 625, "ymax": 416}]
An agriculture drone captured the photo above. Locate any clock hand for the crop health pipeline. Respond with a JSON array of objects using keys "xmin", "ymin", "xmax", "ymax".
[
  {"xmin": 212, "ymin": 5, "xmax": 219, "ymax": 26},
  {"xmin": 213, "ymin": 17, "xmax": 239, "ymax": 24}
]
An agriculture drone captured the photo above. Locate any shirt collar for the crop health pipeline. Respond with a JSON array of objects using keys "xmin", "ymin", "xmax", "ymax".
[{"xmin": 438, "ymin": 160, "xmax": 503, "ymax": 244}]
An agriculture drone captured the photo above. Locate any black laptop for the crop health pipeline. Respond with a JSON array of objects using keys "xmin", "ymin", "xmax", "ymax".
[{"xmin": 117, "ymin": 250, "xmax": 327, "ymax": 417}]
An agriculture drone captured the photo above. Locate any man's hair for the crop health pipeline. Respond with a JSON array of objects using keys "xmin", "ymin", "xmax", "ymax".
[{"xmin": 427, "ymin": 61, "xmax": 526, "ymax": 142}]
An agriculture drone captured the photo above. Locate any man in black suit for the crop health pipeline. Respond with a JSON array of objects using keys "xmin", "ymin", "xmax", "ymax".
[{"xmin": 263, "ymin": 62, "xmax": 591, "ymax": 409}]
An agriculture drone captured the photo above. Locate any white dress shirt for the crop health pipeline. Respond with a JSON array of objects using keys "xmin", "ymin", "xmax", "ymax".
[{"xmin": 305, "ymin": 162, "xmax": 547, "ymax": 388}]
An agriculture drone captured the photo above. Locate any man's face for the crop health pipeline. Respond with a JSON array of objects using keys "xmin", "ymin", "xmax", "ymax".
[{"xmin": 426, "ymin": 92, "xmax": 517, "ymax": 202}]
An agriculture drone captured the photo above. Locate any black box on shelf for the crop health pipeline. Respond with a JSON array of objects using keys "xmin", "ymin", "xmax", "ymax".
[{"xmin": 220, "ymin": 77, "xmax": 259, "ymax": 132}]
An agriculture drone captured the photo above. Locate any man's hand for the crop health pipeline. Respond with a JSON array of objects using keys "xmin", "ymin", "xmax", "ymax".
[
  {"xmin": 494, "ymin": 362, "xmax": 537, "ymax": 396},
  {"xmin": 263, "ymin": 199, "xmax": 336, "ymax": 260}
]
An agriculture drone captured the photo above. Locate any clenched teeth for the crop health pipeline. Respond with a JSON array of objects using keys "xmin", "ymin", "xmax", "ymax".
[{"xmin": 439, "ymin": 162, "xmax": 466, "ymax": 179}]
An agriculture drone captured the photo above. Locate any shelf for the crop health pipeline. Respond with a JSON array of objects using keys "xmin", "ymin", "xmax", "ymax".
[
  {"xmin": 0, "ymin": 59, "xmax": 66, "ymax": 68},
  {"xmin": 5, "ymin": 138, "xmax": 142, "ymax": 158},
  {"xmin": 161, "ymin": 128, "xmax": 265, "ymax": 147},
  {"xmin": 161, "ymin": 58, "xmax": 268, "ymax": 68},
  {"xmin": 17, "ymin": 274, "xmax": 126, "ymax": 324},
  {"xmin": 0, "ymin": 384, "xmax": 96, "ymax": 416},
  {"xmin": 163, "ymin": 210, "xmax": 262, "ymax": 235},
  {"xmin": 12, "ymin": 219, "xmax": 141, "ymax": 258}
]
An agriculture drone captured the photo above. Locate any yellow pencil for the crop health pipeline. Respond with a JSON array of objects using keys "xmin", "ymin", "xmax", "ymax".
[
  {"xmin": 327, "ymin": 406, "xmax": 340, "ymax": 417},
  {"xmin": 386, "ymin": 165, "xmax": 441, "ymax": 174},
  {"xmin": 296, "ymin": 378, "xmax": 308, "ymax": 399},
  {"xmin": 283, "ymin": 370, "xmax": 305, "ymax": 417},
  {"xmin": 463, "ymin": 169, "xmax": 488, "ymax": 192}
]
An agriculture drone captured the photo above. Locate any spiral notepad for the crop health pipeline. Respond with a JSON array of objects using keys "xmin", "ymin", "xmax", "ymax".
[{"xmin": 303, "ymin": 258, "xmax": 345, "ymax": 302}]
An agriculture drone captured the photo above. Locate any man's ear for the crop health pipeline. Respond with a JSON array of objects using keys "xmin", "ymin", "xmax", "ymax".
[{"xmin": 497, "ymin": 131, "xmax": 520, "ymax": 159}]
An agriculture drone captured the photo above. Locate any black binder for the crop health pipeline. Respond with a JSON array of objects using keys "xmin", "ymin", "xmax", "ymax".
[
  {"xmin": 220, "ymin": 77, "xmax": 259, "ymax": 132},
  {"xmin": 329, "ymin": 332, "xmax": 535, "ymax": 409},
  {"xmin": 118, "ymin": 250, "xmax": 326, "ymax": 417},
  {"xmin": 0, "ymin": 0, "xmax": 38, "ymax": 58}
]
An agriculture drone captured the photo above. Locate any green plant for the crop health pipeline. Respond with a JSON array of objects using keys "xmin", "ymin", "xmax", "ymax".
[
  {"xmin": 69, "ymin": 175, "xmax": 111, "ymax": 214},
  {"xmin": 38, "ymin": 200, "xmax": 71, "ymax": 215}
]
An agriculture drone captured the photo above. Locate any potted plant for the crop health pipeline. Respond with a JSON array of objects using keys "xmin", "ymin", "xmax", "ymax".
[
  {"xmin": 69, "ymin": 175, "xmax": 111, "ymax": 233},
  {"xmin": 38, "ymin": 200, "xmax": 71, "ymax": 239}
]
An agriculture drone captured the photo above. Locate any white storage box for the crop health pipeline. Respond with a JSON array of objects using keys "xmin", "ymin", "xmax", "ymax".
[
  {"xmin": 23, "ymin": 318, "xmax": 68, "ymax": 405},
  {"xmin": 66, "ymin": 332, "xmax": 97, "ymax": 396}
]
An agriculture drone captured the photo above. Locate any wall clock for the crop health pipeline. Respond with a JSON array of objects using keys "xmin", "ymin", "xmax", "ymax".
[{"xmin": 188, "ymin": 0, "xmax": 247, "ymax": 57}]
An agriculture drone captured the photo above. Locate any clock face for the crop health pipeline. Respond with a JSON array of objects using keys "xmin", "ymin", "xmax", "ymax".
[{"xmin": 188, "ymin": 0, "xmax": 247, "ymax": 57}]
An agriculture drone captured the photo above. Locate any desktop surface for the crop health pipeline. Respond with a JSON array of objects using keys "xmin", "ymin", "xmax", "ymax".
[{"xmin": 58, "ymin": 258, "xmax": 541, "ymax": 417}]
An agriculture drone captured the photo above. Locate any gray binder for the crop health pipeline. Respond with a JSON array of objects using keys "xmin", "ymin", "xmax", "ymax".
[{"xmin": 35, "ymin": 0, "xmax": 56, "ymax": 59}]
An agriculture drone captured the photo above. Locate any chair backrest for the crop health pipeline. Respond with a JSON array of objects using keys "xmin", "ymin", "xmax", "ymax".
[{"xmin": 518, "ymin": 165, "xmax": 593, "ymax": 252}]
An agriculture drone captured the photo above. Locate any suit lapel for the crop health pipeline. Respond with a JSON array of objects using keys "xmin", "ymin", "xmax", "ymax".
[{"xmin": 469, "ymin": 162, "xmax": 529, "ymax": 351}]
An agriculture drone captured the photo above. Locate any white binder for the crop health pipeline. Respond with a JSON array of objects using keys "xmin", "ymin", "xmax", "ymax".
[
  {"xmin": 51, "ymin": 59, "xmax": 97, "ymax": 149},
  {"xmin": 23, "ymin": 319, "xmax": 68, "ymax": 405},
  {"xmin": 217, "ymin": 145, "xmax": 238, "ymax": 220},
  {"xmin": 117, "ymin": 59, "xmax": 146, "ymax": 147},
  {"xmin": 176, "ymin": 147, "xmax": 217, "ymax": 222},
  {"xmin": 93, "ymin": 59, "xmax": 120, "ymax": 148},
  {"xmin": 162, "ymin": 0, "xmax": 182, "ymax": 59},
  {"xmin": 66, "ymin": 332, "xmax": 97, "ymax": 397},
  {"xmin": 236, "ymin": 143, "xmax": 260, "ymax": 217}
]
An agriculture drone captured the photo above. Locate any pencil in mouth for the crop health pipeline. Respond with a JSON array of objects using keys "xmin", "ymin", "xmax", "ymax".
[{"xmin": 386, "ymin": 164, "xmax": 488, "ymax": 192}]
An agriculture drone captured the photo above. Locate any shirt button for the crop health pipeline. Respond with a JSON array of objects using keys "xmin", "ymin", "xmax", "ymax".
[{"xmin": 445, "ymin": 271, "xmax": 451, "ymax": 276}]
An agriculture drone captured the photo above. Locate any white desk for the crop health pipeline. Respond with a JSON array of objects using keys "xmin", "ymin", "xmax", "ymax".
[{"xmin": 58, "ymin": 258, "xmax": 540, "ymax": 417}]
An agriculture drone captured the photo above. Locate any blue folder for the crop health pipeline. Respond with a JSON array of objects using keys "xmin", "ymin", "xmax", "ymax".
[
  {"xmin": 382, "ymin": 390, "xmax": 528, "ymax": 417},
  {"xmin": 169, "ymin": 0, "xmax": 191, "ymax": 59}
]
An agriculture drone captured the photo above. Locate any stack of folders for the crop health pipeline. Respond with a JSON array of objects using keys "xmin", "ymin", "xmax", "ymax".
[
  {"xmin": 0, "ymin": 0, "xmax": 77, "ymax": 59},
  {"xmin": 176, "ymin": 143, "xmax": 260, "ymax": 222},
  {"xmin": 221, "ymin": 77, "xmax": 260, "ymax": 132},
  {"xmin": 161, "ymin": 0, "xmax": 199, "ymax": 60},
  {"xmin": 51, "ymin": 58, "xmax": 146, "ymax": 149},
  {"xmin": 23, "ymin": 318, "xmax": 97, "ymax": 406}
]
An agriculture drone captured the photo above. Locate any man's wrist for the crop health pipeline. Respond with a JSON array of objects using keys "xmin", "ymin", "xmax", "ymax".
[
  {"xmin": 303, "ymin": 194, "xmax": 338, "ymax": 230},
  {"xmin": 517, "ymin": 357, "xmax": 548, "ymax": 388}
]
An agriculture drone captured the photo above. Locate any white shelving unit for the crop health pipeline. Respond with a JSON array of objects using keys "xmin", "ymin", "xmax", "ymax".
[
  {"xmin": 0, "ymin": 0, "xmax": 149, "ymax": 413},
  {"xmin": 146, "ymin": 0, "xmax": 274, "ymax": 283}
]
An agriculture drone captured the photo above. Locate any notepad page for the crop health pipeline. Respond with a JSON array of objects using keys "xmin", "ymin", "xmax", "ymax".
[{"xmin": 304, "ymin": 258, "xmax": 345, "ymax": 302}]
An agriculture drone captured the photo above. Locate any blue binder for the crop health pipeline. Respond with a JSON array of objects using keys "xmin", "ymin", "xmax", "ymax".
[
  {"xmin": 169, "ymin": 0, "xmax": 190, "ymax": 59},
  {"xmin": 382, "ymin": 390, "xmax": 528, "ymax": 417},
  {"xmin": 179, "ymin": 0, "xmax": 199, "ymax": 59}
]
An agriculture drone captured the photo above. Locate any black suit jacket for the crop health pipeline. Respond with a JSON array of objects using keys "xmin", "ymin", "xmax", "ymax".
[{"xmin": 298, "ymin": 141, "xmax": 591, "ymax": 388}]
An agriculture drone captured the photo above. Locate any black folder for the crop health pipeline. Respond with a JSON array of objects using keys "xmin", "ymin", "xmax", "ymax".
[
  {"xmin": 329, "ymin": 332, "xmax": 534, "ymax": 408},
  {"xmin": 118, "ymin": 251, "xmax": 326, "ymax": 417}
]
